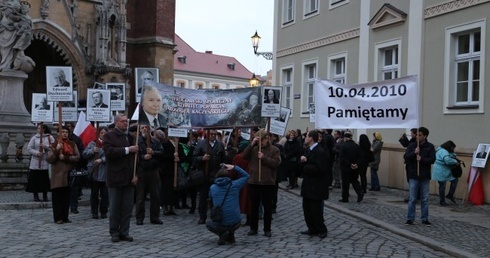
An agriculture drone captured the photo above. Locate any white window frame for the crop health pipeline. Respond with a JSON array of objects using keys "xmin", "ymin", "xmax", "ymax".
[
  {"xmin": 303, "ymin": 0, "xmax": 319, "ymax": 19},
  {"xmin": 281, "ymin": 65, "xmax": 294, "ymax": 111},
  {"xmin": 444, "ymin": 20, "xmax": 485, "ymax": 114},
  {"xmin": 329, "ymin": 0, "xmax": 348, "ymax": 10},
  {"xmin": 282, "ymin": 0, "xmax": 296, "ymax": 27},
  {"xmin": 301, "ymin": 59, "xmax": 318, "ymax": 117},
  {"xmin": 374, "ymin": 38, "xmax": 402, "ymax": 81},
  {"xmin": 327, "ymin": 52, "xmax": 347, "ymax": 84}
]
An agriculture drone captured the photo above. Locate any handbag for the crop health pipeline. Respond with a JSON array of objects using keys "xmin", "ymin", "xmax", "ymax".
[
  {"xmin": 443, "ymin": 155, "xmax": 465, "ymax": 178},
  {"xmin": 176, "ymin": 165, "xmax": 188, "ymax": 190},
  {"xmin": 186, "ymin": 168, "xmax": 206, "ymax": 187},
  {"xmin": 210, "ymin": 183, "xmax": 232, "ymax": 222},
  {"xmin": 69, "ymin": 169, "xmax": 89, "ymax": 188}
]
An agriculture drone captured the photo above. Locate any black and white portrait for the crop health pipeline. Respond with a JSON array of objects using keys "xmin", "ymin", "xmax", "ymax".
[
  {"xmin": 472, "ymin": 143, "xmax": 490, "ymax": 168},
  {"xmin": 106, "ymin": 83, "xmax": 126, "ymax": 111},
  {"xmin": 261, "ymin": 86, "xmax": 282, "ymax": 118},
  {"xmin": 135, "ymin": 68, "xmax": 159, "ymax": 102},
  {"xmin": 46, "ymin": 66, "xmax": 73, "ymax": 102},
  {"xmin": 87, "ymin": 89, "xmax": 111, "ymax": 122},
  {"xmin": 31, "ymin": 93, "xmax": 53, "ymax": 123}
]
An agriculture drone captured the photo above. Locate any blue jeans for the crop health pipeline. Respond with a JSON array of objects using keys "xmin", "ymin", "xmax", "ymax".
[
  {"xmin": 407, "ymin": 179, "xmax": 430, "ymax": 222},
  {"xmin": 438, "ymin": 179, "xmax": 458, "ymax": 202},
  {"xmin": 370, "ymin": 167, "xmax": 380, "ymax": 190}
]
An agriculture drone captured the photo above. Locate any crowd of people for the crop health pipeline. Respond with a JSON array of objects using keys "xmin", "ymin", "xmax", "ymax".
[{"xmin": 25, "ymin": 119, "xmax": 460, "ymax": 245}]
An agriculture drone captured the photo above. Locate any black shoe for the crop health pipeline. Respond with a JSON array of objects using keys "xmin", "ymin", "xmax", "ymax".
[
  {"xmin": 33, "ymin": 195, "xmax": 41, "ymax": 202},
  {"xmin": 151, "ymin": 219, "xmax": 163, "ymax": 224},
  {"xmin": 300, "ymin": 230, "xmax": 317, "ymax": 236},
  {"xmin": 168, "ymin": 209, "xmax": 177, "ymax": 215},
  {"xmin": 119, "ymin": 235, "xmax": 134, "ymax": 242},
  {"xmin": 217, "ymin": 231, "xmax": 230, "ymax": 245},
  {"xmin": 189, "ymin": 208, "xmax": 195, "ymax": 214},
  {"xmin": 62, "ymin": 219, "xmax": 71, "ymax": 223},
  {"xmin": 446, "ymin": 196, "xmax": 456, "ymax": 204},
  {"xmin": 71, "ymin": 209, "xmax": 79, "ymax": 214},
  {"xmin": 136, "ymin": 220, "xmax": 143, "ymax": 225},
  {"xmin": 318, "ymin": 232, "xmax": 328, "ymax": 239},
  {"xmin": 362, "ymin": 190, "xmax": 367, "ymax": 194},
  {"xmin": 100, "ymin": 213, "xmax": 107, "ymax": 219},
  {"xmin": 92, "ymin": 214, "xmax": 99, "ymax": 219},
  {"xmin": 198, "ymin": 219, "xmax": 206, "ymax": 225},
  {"xmin": 111, "ymin": 236, "xmax": 120, "ymax": 242},
  {"xmin": 403, "ymin": 198, "xmax": 409, "ymax": 203},
  {"xmin": 338, "ymin": 199, "xmax": 349, "ymax": 203},
  {"xmin": 405, "ymin": 220, "xmax": 413, "ymax": 225},
  {"xmin": 357, "ymin": 194, "xmax": 364, "ymax": 203},
  {"xmin": 440, "ymin": 201, "xmax": 448, "ymax": 206},
  {"xmin": 264, "ymin": 231, "xmax": 271, "ymax": 237},
  {"xmin": 226, "ymin": 233, "xmax": 236, "ymax": 243},
  {"xmin": 247, "ymin": 230, "xmax": 258, "ymax": 236},
  {"xmin": 422, "ymin": 220, "xmax": 432, "ymax": 226}
]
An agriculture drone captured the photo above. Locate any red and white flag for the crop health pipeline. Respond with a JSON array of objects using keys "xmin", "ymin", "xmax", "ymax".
[
  {"xmin": 467, "ymin": 166, "xmax": 484, "ymax": 205},
  {"xmin": 73, "ymin": 111, "xmax": 97, "ymax": 147}
]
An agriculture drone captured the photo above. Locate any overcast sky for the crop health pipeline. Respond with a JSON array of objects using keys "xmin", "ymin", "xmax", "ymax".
[{"xmin": 175, "ymin": 0, "xmax": 274, "ymax": 77}]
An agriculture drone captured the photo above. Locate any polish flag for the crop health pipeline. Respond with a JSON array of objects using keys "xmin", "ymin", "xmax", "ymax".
[
  {"xmin": 73, "ymin": 111, "xmax": 97, "ymax": 147},
  {"xmin": 467, "ymin": 166, "xmax": 484, "ymax": 205}
]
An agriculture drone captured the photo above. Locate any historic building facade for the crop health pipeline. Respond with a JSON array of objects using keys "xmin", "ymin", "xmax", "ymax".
[{"xmin": 272, "ymin": 0, "xmax": 490, "ymax": 201}]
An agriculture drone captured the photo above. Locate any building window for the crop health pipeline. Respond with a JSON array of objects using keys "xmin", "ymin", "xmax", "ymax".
[
  {"xmin": 375, "ymin": 39, "xmax": 401, "ymax": 81},
  {"xmin": 195, "ymin": 83, "xmax": 204, "ymax": 89},
  {"xmin": 328, "ymin": 53, "xmax": 347, "ymax": 84},
  {"xmin": 212, "ymin": 84, "xmax": 220, "ymax": 89},
  {"xmin": 329, "ymin": 0, "xmax": 348, "ymax": 10},
  {"xmin": 445, "ymin": 20, "xmax": 484, "ymax": 112},
  {"xmin": 304, "ymin": 0, "xmax": 318, "ymax": 17},
  {"xmin": 282, "ymin": 0, "xmax": 295, "ymax": 26},
  {"xmin": 281, "ymin": 67, "xmax": 293, "ymax": 109},
  {"xmin": 302, "ymin": 62, "xmax": 317, "ymax": 116},
  {"xmin": 176, "ymin": 80, "xmax": 186, "ymax": 88}
]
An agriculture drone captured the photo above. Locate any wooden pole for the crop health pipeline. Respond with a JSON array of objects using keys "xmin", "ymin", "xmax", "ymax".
[
  {"xmin": 132, "ymin": 124, "xmax": 140, "ymax": 178},
  {"xmin": 173, "ymin": 137, "xmax": 179, "ymax": 189}
]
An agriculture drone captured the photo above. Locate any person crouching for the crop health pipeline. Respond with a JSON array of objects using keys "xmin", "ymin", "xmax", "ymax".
[{"xmin": 206, "ymin": 164, "xmax": 249, "ymax": 245}]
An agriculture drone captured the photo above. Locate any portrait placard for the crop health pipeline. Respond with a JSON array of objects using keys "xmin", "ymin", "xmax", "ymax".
[
  {"xmin": 46, "ymin": 66, "xmax": 73, "ymax": 102},
  {"xmin": 87, "ymin": 89, "xmax": 111, "ymax": 122},
  {"xmin": 269, "ymin": 107, "xmax": 291, "ymax": 136},
  {"xmin": 471, "ymin": 143, "xmax": 490, "ymax": 168},
  {"xmin": 54, "ymin": 91, "xmax": 78, "ymax": 122},
  {"xmin": 106, "ymin": 83, "xmax": 125, "ymax": 111},
  {"xmin": 31, "ymin": 93, "xmax": 53, "ymax": 123},
  {"xmin": 261, "ymin": 86, "xmax": 282, "ymax": 118},
  {"xmin": 135, "ymin": 68, "xmax": 159, "ymax": 102}
]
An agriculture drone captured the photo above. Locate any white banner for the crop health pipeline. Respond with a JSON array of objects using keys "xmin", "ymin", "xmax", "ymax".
[{"xmin": 314, "ymin": 75, "xmax": 419, "ymax": 129}]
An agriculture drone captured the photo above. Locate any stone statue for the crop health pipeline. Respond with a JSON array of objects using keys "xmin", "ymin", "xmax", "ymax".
[{"xmin": 0, "ymin": 0, "xmax": 36, "ymax": 73}]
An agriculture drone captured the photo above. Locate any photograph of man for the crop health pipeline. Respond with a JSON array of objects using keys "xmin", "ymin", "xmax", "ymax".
[
  {"xmin": 111, "ymin": 87, "xmax": 124, "ymax": 101},
  {"xmin": 476, "ymin": 145, "xmax": 488, "ymax": 159},
  {"xmin": 91, "ymin": 91, "xmax": 108, "ymax": 108},
  {"xmin": 248, "ymin": 93, "xmax": 261, "ymax": 122},
  {"xmin": 139, "ymin": 86, "xmax": 166, "ymax": 128},
  {"xmin": 264, "ymin": 89, "xmax": 279, "ymax": 104},
  {"xmin": 52, "ymin": 68, "xmax": 70, "ymax": 87},
  {"xmin": 136, "ymin": 69, "xmax": 157, "ymax": 94},
  {"xmin": 35, "ymin": 96, "xmax": 50, "ymax": 110}
]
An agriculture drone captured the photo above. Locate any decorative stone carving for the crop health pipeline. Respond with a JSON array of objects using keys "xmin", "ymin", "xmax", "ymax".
[{"xmin": 0, "ymin": 0, "xmax": 36, "ymax": 73}]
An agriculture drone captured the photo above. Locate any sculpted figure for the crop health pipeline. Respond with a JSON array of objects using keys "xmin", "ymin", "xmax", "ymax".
[{"xmin": 0, "ymin": 0, "xmax": 36, "ymax": 72}]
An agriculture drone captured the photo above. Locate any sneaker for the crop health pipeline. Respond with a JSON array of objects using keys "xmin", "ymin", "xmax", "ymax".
[
  {"xmin": 405, "ymin": 220, "xmax": 413, "ymax": 225},
  {"xmin": 422, "ymin": 220, "xmax": 432, "ymax": 226}
]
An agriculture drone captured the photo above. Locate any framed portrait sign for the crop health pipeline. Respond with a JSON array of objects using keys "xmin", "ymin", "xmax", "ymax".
[
  {"xmin": 46, "ymin": 66, "xmax": 73, "ymax": 102},
  {"xmin": 54, "ymin": 91, "xmax": 78, "ymax": 122},
  {"xmin": 269, "ymin": 107, "xmax": 291, "ymax": 136},
  {"xmin": 261, "ymin": 86, "xmax": 282, "ymax": 118},
  {"xmin": 31, "ymin": 93, "xmax": 53, "ymax": 123},
  {"xmin": 135, "ymin": 67, "xmax": 159, "ymax": 102},
  {"xmin": 87, "ymin": 89, "xmax": 111, "ymax": 122},
  {"xmin": 471, "ymin": 143, "xmax": 490, "ymax": 168},
  {"xmin": 93, "ymin": 82, "xmax": 106, "ymax": 89},
  {"xmin": 106, "ymin": 83, "xmax": 125, "ymax": 111}
]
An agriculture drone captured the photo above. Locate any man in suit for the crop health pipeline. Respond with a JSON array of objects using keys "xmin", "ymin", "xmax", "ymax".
[
  {"xmin": 103, "ymin": 114, "xmax": 138, "ymax": 243},
  {"xmin": 193, "ymin": 129, "xmax": 226, "ymax": 225},
  {"xmin": 338, "ymin": 131, "xmax": 364, "ymax": 203},
  {"xmin": 91, "ymin": 91, "xmax": 108, "ymax": 108},
  {"xmin": 476, "ymin": 145, "xmax": 488, "ymax": 159},
  {"xmin": 299, "ymin": 130, "xmax": 331, "ymax": 239},
  {"xmin": 139, "ymin": 86, "xmax": 166, "ymax": 129},
  {"xmin": 52, "ymin": 69, "xmax": 70, "ymax": 87}
]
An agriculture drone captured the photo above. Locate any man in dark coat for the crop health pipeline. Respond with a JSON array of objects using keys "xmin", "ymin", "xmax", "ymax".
[
  {"xmin": 299, "ymin": 130, "xmax": 331, "ymax": 239},
  {"xmin": 338, "ymin": 131, "xmax": 364, "ymax": 203},
  {"xmin": 103, "ymin": 114, "xmax": 138, "ymax": 243}
]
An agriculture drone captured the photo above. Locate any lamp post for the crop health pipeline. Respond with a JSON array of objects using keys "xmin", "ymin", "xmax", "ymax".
[
  {"xmin": 249, "ymin": 73, "xmax": 260, "ymax": 87},
  {"xmin": 251, "ymin": 30, "xmax": 273, "ymax": 60}
]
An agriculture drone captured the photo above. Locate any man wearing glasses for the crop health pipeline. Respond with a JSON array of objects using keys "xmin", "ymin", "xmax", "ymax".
[{"xmin": 103, "ymin": 114, "xmax": 139, "ymax": 243}]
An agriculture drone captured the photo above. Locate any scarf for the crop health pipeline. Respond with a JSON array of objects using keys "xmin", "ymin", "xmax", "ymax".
[{"xmin": 62, "ymin": 138, "xmax": 73, "ymax": 155}]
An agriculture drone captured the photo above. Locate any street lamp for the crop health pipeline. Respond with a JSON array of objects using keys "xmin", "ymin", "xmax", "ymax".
[
  {"xmin": 249, "ymin": 73, "xmax": 260, "ymax": 87},
  {"xmin": 251, "ymin": 30, "xmax": 273, "ymax": 60}
]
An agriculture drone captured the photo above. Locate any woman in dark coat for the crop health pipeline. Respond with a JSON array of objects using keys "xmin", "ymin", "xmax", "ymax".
[
  {"xmin": 358, "ymin": 134, "xmax": 373, "ymax": 193},
  {"xmin": 284, "ymin": 130, "xmax": 302, "ymax": 189}
]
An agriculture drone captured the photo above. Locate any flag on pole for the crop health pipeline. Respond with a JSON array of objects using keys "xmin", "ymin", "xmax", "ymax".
[
  {"xmin": 467, "ymin": 166, "xmax": 484, "ymax": 205},
  {"xmin": 73, "ymin": 111, "xmax": 97, "ymax": 147},
  {"xmin": 130, "ymin": 103, "xmax": 140, "ymax": 121}
]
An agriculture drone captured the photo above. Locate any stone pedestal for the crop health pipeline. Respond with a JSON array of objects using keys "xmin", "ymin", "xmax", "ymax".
[{"xmin": 0, "ymin": 71, "xmax": 31, "ymax": 126}]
